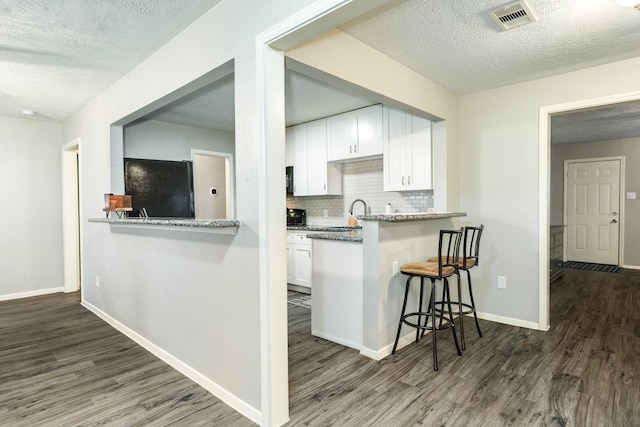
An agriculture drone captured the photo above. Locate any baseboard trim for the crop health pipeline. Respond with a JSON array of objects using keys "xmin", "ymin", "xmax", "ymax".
[
  {"xmin": 622, "ymin": 264, "xmax": 640, "ymax": 270},
  {"xmin": 311, "ymin": 329, "xmax": 361, "ymax": 352},
  {"xmin": 81, "ymin": 300, "xmax": 261, "ymax": 425},
  {"xmin": 0, "ymin": 287, "xmax": 64, "ymax": 302},
  {"xmin": 360, "ymin": 332, "xmax": 417, "ymax": 360}
]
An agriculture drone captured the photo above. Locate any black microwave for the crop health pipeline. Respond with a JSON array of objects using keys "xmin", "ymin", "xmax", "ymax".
[{"xmin": 285, "ymin": 166, "xmax": 294, "ymax": 195}]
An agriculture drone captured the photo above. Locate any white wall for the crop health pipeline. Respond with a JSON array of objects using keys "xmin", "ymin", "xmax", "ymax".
[
  {"xmin": 459, "ymin": 56, "xmax": 640, "ymax": 326},
  {"xmin": 123, "ymin": 119, "xmax": 234, "ymax": 161},
  {"xmin": 60, "ymin": 1, "xmax": 322, "ymax": 424},
  {"xmin": 0, "ymin": 117, "xmax": 63, "ymax": 299},
  {"xmin": 552, "ymin": 137, "xmax": 640, "ymax": 267}
]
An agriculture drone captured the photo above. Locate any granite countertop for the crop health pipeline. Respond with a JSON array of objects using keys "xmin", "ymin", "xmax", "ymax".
[
  {"xmin": 287, "ymin": 225, "xmax": 361, "ymax": 232},
  {"xmin": 89, "ymin": 217, "xmax": 240, "ymax": 233},
  {"xmin": 357, "ymin": 212, "xmax": 466, "ymax": 222},
  {"xmin": 306, "ymin": 230, "xmax": 362, "ymax": 243}
]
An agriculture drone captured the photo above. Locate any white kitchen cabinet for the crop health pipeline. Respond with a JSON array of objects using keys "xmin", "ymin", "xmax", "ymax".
[
  {"xmin": 327, "ymin": 104, "xmax": 383, "ymax": 162},
  {"xmin": 383, "ymin": 106, "xmax": 432, "ymax": 191},
  {"xmin": 288, "ymin": 119, "xmax": 342, "ymax": 196},
  {"xmin": 286, "ymin": 233, "xmax": 294, "ymax": 283},
  {"xmin": 312, "ymin": 239, "xmax": 363, "ymax": 351},
  {"xmin": 287, "ymin": 232, "xmax": 312, "ymax": 290}
]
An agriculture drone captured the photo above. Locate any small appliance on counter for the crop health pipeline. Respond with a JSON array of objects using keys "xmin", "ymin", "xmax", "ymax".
[{"xmin": 286, "ymin": 208, "xmax": 306, "ymax": 227}]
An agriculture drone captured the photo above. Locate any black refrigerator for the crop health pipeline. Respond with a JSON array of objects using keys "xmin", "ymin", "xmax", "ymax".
[{"xmin": 124, "ymin": 158, "xmax": 194, "ymax": 218}]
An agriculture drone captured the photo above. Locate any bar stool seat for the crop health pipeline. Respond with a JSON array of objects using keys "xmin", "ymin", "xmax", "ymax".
[{"xmin": 391, "ymin": 228, "xmax": 463, "ymax": 371}]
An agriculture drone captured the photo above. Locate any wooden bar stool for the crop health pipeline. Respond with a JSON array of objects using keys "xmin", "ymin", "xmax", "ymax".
[
  {"xmin": 391, "ymin": 228, "xmax": 463, "ymax": 371},
  {"xmin": 429, "ymin": 225, "xmax": 484, "ymax": 350}
]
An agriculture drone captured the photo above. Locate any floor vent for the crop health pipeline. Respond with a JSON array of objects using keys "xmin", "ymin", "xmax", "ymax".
[{"xmin": 489, "ymin": 0, "xmax": 538, "ymax": 31}]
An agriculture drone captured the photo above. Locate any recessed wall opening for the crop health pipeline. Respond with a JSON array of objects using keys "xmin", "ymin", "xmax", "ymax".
[{"xmin": 110, "ymin": 60, "xmax": 236, "ymax": 219}]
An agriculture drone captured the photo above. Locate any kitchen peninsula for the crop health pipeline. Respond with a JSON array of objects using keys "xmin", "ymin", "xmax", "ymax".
[
  {"xmin": 308, "ymin": 211, "xmax": 466, "ymax": 360},
  {"xmin": 89, "ymin": 217, "xmax": 240, "ymax": 235}
]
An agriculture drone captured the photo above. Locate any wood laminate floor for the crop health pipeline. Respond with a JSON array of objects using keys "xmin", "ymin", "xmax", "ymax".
[
  {"xmin": 2, "ymin": 267, "xmax": 639, "ymax": 426},
  {"xmin": 287, "ymin": 267, "xmax": 640, "ymax": 426}
]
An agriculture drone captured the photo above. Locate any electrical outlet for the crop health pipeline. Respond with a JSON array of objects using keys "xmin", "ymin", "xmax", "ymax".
[
  {"xmin": 498, "ymin": 276, "xmax": 506, "ymax": 289},
  {"xmin": 96, "ymin": 275, "xmax": 100, "ymax": 288},
  {"xmin": 392, "ymin": 261, "xmax": 399, "ymax": 277},
  {"xmin": 323, "ymin": 208, "xmax": 328, "ymax": 217}
]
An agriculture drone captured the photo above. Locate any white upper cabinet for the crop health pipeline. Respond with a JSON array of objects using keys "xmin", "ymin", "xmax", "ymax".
[
  {"xmin": 288, "ymin": 119, "xmax": 342, "ymax": 197},
  {"xmin": 327, "ymin": 104, "xmax": 383, "ymax": 162},
  {"xmin": 383, "ymin": 106, "xmax": 432, "ymax": 192}
]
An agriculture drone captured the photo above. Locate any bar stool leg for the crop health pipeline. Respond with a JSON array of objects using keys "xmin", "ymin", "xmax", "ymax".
[
  {"xmin": 392, "ymin": 275, "xmax": 412, "ymax": 354},
  {"xmin": 457, "ymin": 271, "xmax": 466, "ymax": 350},
  {"xmin": 416, "ymin": 277, "xmax": 425, "ymax": 343},
  {"xmin": 445, "ymin": 278, "xmax": 462, "ymax": 356},
  {"xmin": 467, "ymin": 269, "xmax": 483, "ymax": 338},
  {"xmin": 430, "ymin": 278, "xmax": 438, "ymax": 371}
]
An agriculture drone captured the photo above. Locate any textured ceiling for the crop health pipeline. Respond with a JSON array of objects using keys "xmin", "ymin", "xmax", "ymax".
[
  {"xmin": 2, "ymin": 0, "xmax": 640, "ymax": 144},
  {"xmin": 339, "ymin": 0, "xmax": 640, "ymax": 95},
  {"xmin": 0, "ymin": 0, "xmax": 222, "ymax": 121},
  {"xmin": 551, "ymin": 100, "xmax": 640, "ymax": 144}
]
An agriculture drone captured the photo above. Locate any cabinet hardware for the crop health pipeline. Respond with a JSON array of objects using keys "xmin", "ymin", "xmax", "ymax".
[
  {"xmin": 408, "ymin": 176, "xmax": 411, "ymax": 185},
  {"xmin": 402, "ymin": 176, "xmax": 405, "ymax": 185}
]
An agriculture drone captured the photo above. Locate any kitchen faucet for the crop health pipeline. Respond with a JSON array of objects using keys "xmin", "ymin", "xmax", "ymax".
[{"xmin": 349, "ymin": 199, "xmax": 369, "ymax": 216}]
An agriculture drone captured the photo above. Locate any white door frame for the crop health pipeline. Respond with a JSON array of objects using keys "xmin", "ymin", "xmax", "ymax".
[
  {"xmin": 256, "ymin": 1, "xmax": 390, "ymax": 424},
  {"xmin": 62, "ymin": 138, "xmax": 82, "ymax": 293},
  {"xmin": 539, "ymin": 91, "xmax": 640, "ymax": 331},
  {"xmin": 563, "ymin": 156, "xmax": 625, "ymax": 266}
]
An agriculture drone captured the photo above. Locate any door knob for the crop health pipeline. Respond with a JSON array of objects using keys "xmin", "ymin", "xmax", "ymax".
[
  {"xmin": 612, "ymin": 212, "xmax": 618, "ymax": 216},
  {"xmin": 611, "ymin": 219, "xmax": 618, "ymax": 224}
]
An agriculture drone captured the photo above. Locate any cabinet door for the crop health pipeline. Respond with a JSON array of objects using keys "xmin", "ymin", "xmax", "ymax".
[
  {"xmin": 293, "ymin": 244, "xmax": 312, "ymax": 288},
  {"xmin": 292, "ymin": 123, "xmax": 308, "ymax": 196},
  {"xmin": 355, "ymin": 105, "xmax": 383, "ymax": 158},
  {"xmin": 327, "ymin": 113, "xmax": 356, "ymax": 161},
  {"xmin": 407, "ymin": 115, "xmax": 432, "ymax": 190},
  {"xmin": 383, "ymin": 107, "xmax": 408, "ymax": 191},
  {"xmin": 286, "ymin": 233, "xmax": 294, "ymax": 284},
  {"xmin": 306, "ymin": 119, "xmax": 329, "ymax": 195}
]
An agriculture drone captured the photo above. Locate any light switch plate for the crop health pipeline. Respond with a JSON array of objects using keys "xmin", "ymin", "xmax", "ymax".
[
  {"xmin": 498, "ymin": 276, "xmax": 507, "ymax": 289},
  {"xmin": 627, "ymin": 192, "xmax": 637, "ymax": 200}
]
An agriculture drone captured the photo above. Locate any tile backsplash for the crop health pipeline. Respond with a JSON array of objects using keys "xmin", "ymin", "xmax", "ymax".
[{"xmin": 286, "ymin": 158, "xmax": 434, "ymax": 226}]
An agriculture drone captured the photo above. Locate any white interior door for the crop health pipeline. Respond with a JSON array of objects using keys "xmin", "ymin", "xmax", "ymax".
[
  {"xmin": 193, "ymin": 151, "xmax": 233, "ymax": 219},
  {"xmin": 566, "ymin": 158, "xmax": 621, "ymax": 265}
]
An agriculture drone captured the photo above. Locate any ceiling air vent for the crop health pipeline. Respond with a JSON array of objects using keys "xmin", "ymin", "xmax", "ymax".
[{"xmin": 489, "ymin": 0, "xmax": 538, "ymax": 31}]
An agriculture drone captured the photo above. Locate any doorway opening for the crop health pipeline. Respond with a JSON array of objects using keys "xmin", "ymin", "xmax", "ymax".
[
  {"xmin": 62, "ymin": 138, "xmax": 81, "ymax": 294},
  {"xmin": 541, "ymin": 93, "xmax": 640, "ymax": 331}
]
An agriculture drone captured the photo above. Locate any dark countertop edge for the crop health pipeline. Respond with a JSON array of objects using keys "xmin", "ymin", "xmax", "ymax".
[
  {"xmin": 306, "ymin": 232, "xmax": 362, "ymax": 243},
  {"xmin": 356, "ymin": 212, "xmax": 467, "ymax": 222},
  {"xmin": 89, "ymin": 217, "xmax": 240, "ymax": 230}
]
